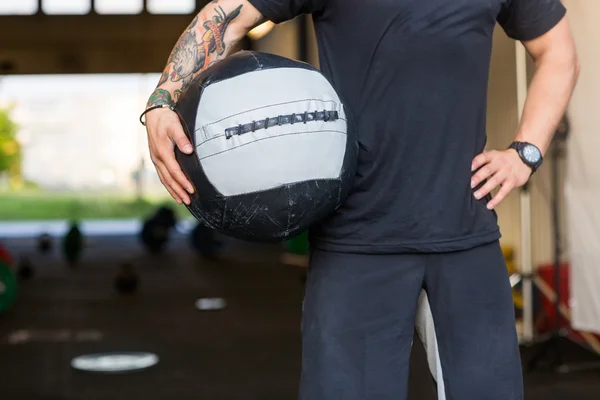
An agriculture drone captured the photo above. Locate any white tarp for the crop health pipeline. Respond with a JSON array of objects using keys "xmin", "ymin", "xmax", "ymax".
[{"xmin": 563, "ymin": 0, "xmax": 600, "ymax": 334}]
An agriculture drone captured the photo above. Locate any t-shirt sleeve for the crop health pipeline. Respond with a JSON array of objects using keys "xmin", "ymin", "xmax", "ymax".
[
  {"xmin": 247, "ymin": 0, "xmax": 327, "ymax": 24},
  {"xmin": 497, "ymin": 0, "xmax": 567, "ymax": 41}
]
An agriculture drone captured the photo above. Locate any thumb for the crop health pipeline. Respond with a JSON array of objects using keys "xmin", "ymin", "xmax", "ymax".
[{"xmin": 168, "ymin": 122, "xmax": 194, "ymax": 154}]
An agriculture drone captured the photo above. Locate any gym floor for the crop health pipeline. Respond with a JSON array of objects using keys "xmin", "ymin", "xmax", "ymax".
[{"xmin": 1, "ymin": 234, "xmax": 599, "ymax": 400}]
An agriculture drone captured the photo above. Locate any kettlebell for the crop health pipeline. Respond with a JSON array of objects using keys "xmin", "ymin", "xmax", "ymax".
[{"xmin": 115, "ymin": 263, "xmax": 139, "ymax": 295}]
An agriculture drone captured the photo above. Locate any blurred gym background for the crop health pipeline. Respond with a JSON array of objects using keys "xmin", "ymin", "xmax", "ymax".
[{"xmin": 1, "ymin": 0, "xmax": 599, "ymax": 399}]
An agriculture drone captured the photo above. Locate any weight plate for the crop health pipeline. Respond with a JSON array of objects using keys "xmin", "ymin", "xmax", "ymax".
[
  {"xmin": 0, "ymin": 259, "xmax": 17, "ymax": 314},
  {"xmin": 0, "ymin": 244, "xmax": 14, "ymax": 266},
  {"xmin": 286, "ymin": 230, "xmax": 310, "ymax": 255}
]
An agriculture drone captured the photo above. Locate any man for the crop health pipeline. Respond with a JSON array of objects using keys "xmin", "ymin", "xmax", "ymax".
[{"xmin": 143, "ymin": 0, "xmax": 579, "ymax": 398}]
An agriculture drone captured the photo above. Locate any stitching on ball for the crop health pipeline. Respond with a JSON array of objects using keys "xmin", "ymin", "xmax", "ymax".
[{"xmin": 197, "ymin": 130, "xmax": 347, "ymax": 160}]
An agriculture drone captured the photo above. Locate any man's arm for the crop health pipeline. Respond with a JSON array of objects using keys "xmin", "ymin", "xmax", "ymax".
[
  {"xmin": 147, "ymin": 1, "xmax": 264, "ymax": 110},
  {"xmin": 514, "ymin": 17, "xmax": 580, "ymax": 154},
  {"xmin": 144, "ymin": 0, "xmax": 264, "ymax": 205},
  {"xmin": 471, "ymin": 16, "xmax": 579, "ymax": 210}
]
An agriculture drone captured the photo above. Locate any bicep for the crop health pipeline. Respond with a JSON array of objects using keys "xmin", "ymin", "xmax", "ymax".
[
  {"xmin": 197, "ymin": 0, "xmax": 266, "ymax": 39},
  {"xmin": 522, "ymin": 17, "xmax": 576, "ymax": 65}
]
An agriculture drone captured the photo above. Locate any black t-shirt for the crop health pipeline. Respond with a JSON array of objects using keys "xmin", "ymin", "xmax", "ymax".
[{"xmin": 248, "ymin": 0, "xmax": 566, "ymax": 253}]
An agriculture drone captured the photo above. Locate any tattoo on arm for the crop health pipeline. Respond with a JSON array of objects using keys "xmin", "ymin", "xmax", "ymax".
[
  {"xmin": 146, "ymin": 4, "xmax": 244, "ymax": 109},
  {"xmin": 157, "ymin": 70, "xmax": 169, "ymax": 86},
  {"xmin": 147, "ymin": 89, "xmax": 173, "ymax": 108}
]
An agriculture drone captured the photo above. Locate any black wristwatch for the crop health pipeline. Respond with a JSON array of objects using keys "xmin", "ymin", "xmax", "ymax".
[{"xmin": 508, "ymin": 141, "xmax": 543, "ymax": 173}]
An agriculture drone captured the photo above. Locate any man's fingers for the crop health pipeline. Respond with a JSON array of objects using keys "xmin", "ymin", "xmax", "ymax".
[
  {"xmin": 471, "ymin": 151, "xmax": 493, "ymax": 172},
  {"xmin": 471, "ymin": 151, "xmax": 500, "ymax": 188},
  {"xmin": 163, "ymin": 155, "xmax": 195, "ymax": 195},
  {"xmin": 471, "ymin": 162, "xmax": 498, "ymax": 189},
  {"xmin": 470, "ymin": 148, "xmax": 530, "ymax": 210},
  {"xmin": 152, "ymin": 130, "xmax": 194, "ymax": 195},
  {"xmin": 161, "ymin": 123, "xmax": 195, "ymax": 194},
  {"xmin": 168, "ymin": 123, "xmax": 194, "ymax": 155},
  {"xmin": 146, "ymin": 110, "xmax": 195, "ymax": 203},
  {"xmin": 156, "ymin": 162, "xmax": 191, "ymax": 205},
  {"xmin": 474, "ymin": 169, "xmax": 507, "ymax": 200},
  {"xmin": 487, "ymin": 179, "xmax": 515, "ymax": 210},
  {"xmin": 156, "ymin": 168, "xmax": 182, "ymax": 205}
]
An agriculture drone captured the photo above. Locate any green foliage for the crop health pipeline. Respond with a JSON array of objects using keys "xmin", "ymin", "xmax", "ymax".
[
  {"xmin": 0, "ymin": 108, "xmax": 21, "ymax": 178},
  {"xmin": 0, "ymin": 192, "xmax": 188, "ymax": 221}
]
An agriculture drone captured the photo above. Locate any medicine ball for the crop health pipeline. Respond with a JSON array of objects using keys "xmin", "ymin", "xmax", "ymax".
[{"xmin": 174, "ymin": 51, "xmax": 358, "ymax": 242}]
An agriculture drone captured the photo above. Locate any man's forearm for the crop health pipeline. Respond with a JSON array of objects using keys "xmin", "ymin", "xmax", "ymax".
[
  {"xmin": 514, "ymin": 51, "xmax": 580, "ymax": 155},
  {"xmin": 146, "ymin": 2, "xmax": 254, "ymax": 109}
]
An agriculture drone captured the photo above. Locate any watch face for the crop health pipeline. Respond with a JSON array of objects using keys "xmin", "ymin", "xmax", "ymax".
[{"xmin": 521, "ymin": 144, "xmax": 541, "ymax": 164}]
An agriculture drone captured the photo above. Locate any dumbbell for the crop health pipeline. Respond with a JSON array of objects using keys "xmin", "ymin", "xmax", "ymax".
[
  {"xmin": 189, "ymin": 223, "xmax": 222, "ymax": 259},
  {"xmin": 38, "ymin": 233, "xmax": 53, "ymax": 254},
  {"xmin": 114, "ymin": 263, "xmax": 139, "ymax": 295}
]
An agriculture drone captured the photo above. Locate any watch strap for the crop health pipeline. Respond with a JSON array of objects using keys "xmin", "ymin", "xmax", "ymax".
[{"xmin": 508, "ymin": 141, "xmax": 543, "ymax": 173}]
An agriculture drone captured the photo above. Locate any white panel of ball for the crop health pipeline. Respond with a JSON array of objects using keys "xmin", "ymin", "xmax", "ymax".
[{"xmin": 195, "ymin": 68, "xmax": 348, "ymax": 196}]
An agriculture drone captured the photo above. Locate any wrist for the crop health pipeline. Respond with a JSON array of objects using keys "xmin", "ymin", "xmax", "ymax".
[
  {"xmin": 146, "ymin": 88, "xmax": 175, "ymax": 109},
  {"xmin": 512, "ymin": 134, "xmax": 549, "ymax": 156},
  {"xmin": 139, "ymin": 103, "xmax": 175, "ymax": 126},
  {"xmin": 508, "ymin": 141, "xmax": 544, "ymax": 173},
  {"xmin": 141, "ymin": 87, "xmax": 177, "ymax": 126}
]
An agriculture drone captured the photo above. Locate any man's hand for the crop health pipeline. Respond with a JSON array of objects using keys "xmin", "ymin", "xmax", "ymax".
[
  {"xmin": 470, "ymin": 149, "xmax": 532, "ymax": 210},
  {"xmin": 470, "ymin": 17, "xmax": 578, "ymax": 211},
  {"xmin": 145, "ymin": 108, "xmax": 195, "ymax": 205}
]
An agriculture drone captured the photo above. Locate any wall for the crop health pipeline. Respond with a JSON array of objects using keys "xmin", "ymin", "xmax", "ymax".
[
  {"xmin": 561, "ymin": 0, "xmax": 600, "ymax": 332},
  {"xmin": 486, "ymin": 27, "xmax": 521, "ymax": 256},
  {"xmin": 252, "ymin": 19, "xmax": 299, "ymax": 60}
]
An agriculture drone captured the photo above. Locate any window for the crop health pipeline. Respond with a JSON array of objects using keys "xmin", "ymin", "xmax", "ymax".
[
  {"xmin": 147, "ymin": 0, "xmax": 196, "ymax": 15},
  {"xmin": 95, "ymin": 0, "xmax": 143, "ymax": 15},
  {"xmin": 42, "ymin": 0, "xmax": 91, "ymax": 15},
  {"xmin": 0, "ymin": 0, "xmax": 38, "ymax": 15}
]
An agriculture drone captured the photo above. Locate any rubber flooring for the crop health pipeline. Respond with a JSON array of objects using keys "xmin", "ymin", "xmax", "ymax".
[{"xmin": 0, "ymin": 234, "xmax": 599, "ymax": 399}]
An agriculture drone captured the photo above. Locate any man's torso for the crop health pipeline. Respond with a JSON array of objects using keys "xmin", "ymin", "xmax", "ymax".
[{"xmin": 309, "ymin": 0, "xmax": 504, "ymax": 253}]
